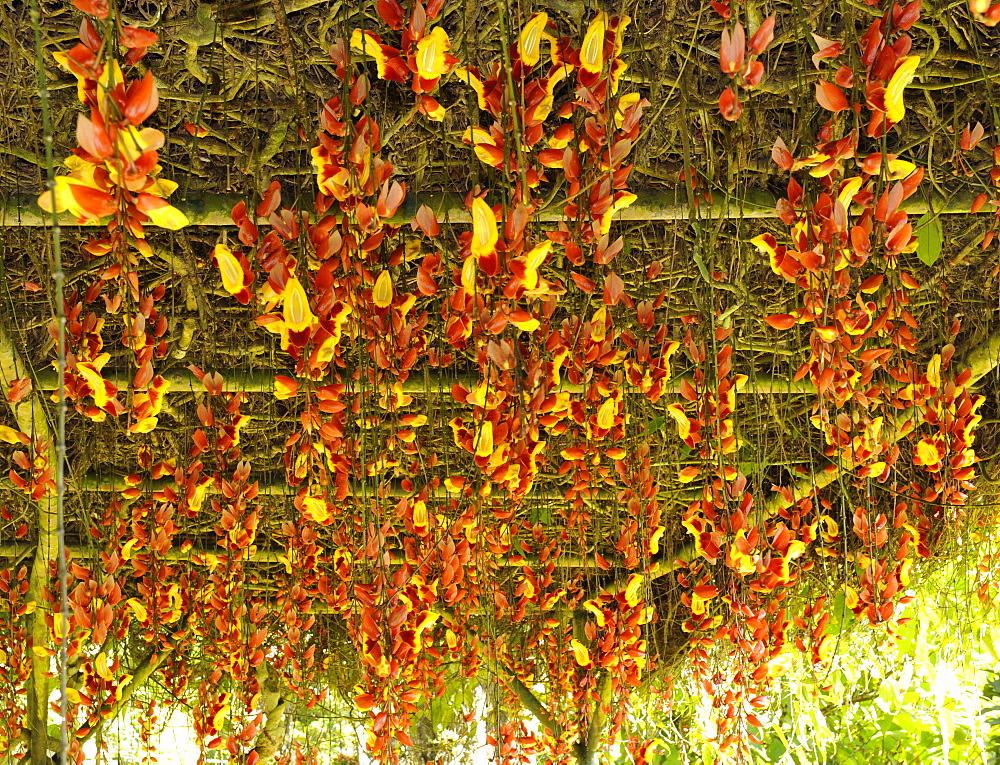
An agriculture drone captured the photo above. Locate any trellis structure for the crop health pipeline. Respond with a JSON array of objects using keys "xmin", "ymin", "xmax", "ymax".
[{"xmin": 2, "ymin": 0, "xmax": 1000, "ymax": 764}]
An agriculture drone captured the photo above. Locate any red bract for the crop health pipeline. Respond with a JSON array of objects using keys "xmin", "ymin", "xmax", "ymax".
[
  {"xmin": 719, "ymin": 23, "xmax": 746, "ymax": 74},
  {"xmin": 771, "ymin": 137, "xmax": 794, "ymax": 171},
  {"xmin": 764, "ymin": 313, "xmax": 797, "ymax": 330},
  {"xmin": 72, "ymin": 0, "xmax": 108, "ymax": 18},
  {"xmin": 76, "ymin": 114, "xmax": 113, "ymax": 159},
  {"xmin": 811, "ymin": 34, "xmax": 844, "ymax": 67},
  {"xmin": 119, "ymin": 26, "xmax": 158, "ymax": 48},
  {"xmin": 123, "ymin": 71, "xmax": 159, "ymax": 125},
  {"xmin": 960, "ymin": 122, "xmax": 985, "ymax": 151},
  {"xmin": 719, "ymin": 87, "xmax": 743, "ymax": 121},
  {"xmin": 815, "ymin": 80, "xmax": 849, "ymax": 111},
  {"xmin": 377, "ymin": 0, "xmax": 405, "ymax": 29},
  {"xmin": 835, "ymin": 64, "xmax": 855, "ymax": 87},
  {"xmin": 711, "ymin": 0, "xmax": 731, "ymax": 19},
  {"xmin": 748, "ymin": 15, "xmax": 776, "ymax": 54},
  {"xmin": 895, "ymin": 0, "xmax": 922, "ymax": 30},
  {"xmin": 413, "ymin": 204, "xmax": 439, "ymax": 237},
  {"xmin": 742, "ymin": 60, "xmax": 765, "ymax": 89}
]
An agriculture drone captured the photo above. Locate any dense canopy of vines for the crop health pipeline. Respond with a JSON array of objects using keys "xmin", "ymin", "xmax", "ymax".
[{"xmin": 1, "ymin": 0, "xmax": 1000, "ymax": 763}]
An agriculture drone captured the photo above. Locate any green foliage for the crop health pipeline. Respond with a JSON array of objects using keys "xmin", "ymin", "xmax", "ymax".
[
  {"xmin": 915, "ymin": 212, "xmax": 944, "ymax": 266},
  {"xmin": 627, "ymin": 554, "xmax": 1000, "ymax": 765}
]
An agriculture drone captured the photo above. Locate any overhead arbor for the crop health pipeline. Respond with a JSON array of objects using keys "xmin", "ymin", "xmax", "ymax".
[{"xmin": 1, "ymin": 0, "xmax": 1000, "ymax": 762}]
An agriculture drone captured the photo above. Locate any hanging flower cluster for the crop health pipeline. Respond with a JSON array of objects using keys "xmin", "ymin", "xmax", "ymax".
[
  {"xmin": 36, "ymin": 1, "xmax": 187, "ymax": 434},
  {"xmin": 4, "ymin": 0, "xmax": 993, "ymax": 762}
]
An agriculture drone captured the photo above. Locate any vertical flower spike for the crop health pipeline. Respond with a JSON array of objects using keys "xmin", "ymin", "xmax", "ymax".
[
  {"xmin": 580, "ymin": 12, "xmax": 607, "ymax": 73},
  {"xmin": 884, "ymin": 56, "xmax": 920, "ymax": 123},
  {"xmin": 470, "ymin": 197, "xmax": 498, "ymax": 259},
  {"xmin": 518, "ymin": 13, "xmax": 549, "ymax": 66}
]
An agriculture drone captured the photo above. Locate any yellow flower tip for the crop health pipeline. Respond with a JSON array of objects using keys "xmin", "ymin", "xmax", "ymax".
[
  {"xmin": 885, "ymin": 56, "xmax": 920, "ymax": 124},
  {"xmin": 596, "ymin": 397, "xmax": 617, "ymax": 429},
  {"xmin": 518, "ymin": 13, "xmax": 549, "ymax": 66},
  {"xmin": 570, "ymin": 638, "xmax": 592, "ymax": 666},
  {"xmin": 373, "ymin": 270, "xmax": 394, "ymax": 308},
  {"xmin": 470, "ymin": 197, "xmax": 498, "ymax": 258},
  {"xmin": 214, "ymin": 244, "xmax": 247, "ymax": 296},
  {"xmin": 581, "ymin": 13, "xmax": 608, "ymax": 73},
  {"xmin": 416, "ymin": 27, "xmax": 451, "ymax": 80},
  {"xmin": 282, "ymin": 277, "xmax": 316, "ymax": 332}
]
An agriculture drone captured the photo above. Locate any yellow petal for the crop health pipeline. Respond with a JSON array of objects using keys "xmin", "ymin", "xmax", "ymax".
[
  {"xmin": 599, "ymin": 191, "xmax": 637, "ymax": 236},
  {"xmin": 461, "ymin": 255, "xmax": 477, "ymax": 294},
  {"xmin": 518, "ymin": 12, "xmax": 549, "ymax": 66},
  {"xmin": 470, "ymin": 198, "xmax": 497, "ymax": 258},
  {"xmin": 914, "ymin": 437, "xmax": 941, "ymax": 466},
  {"xmin": 596, "ymin": 397, "xmax": 617, "ymax": 429},
  {"xmin": 837, "ymin": 177, "xmax": 863, "ymax": 209},
  {"xmin": 76, "ymin": 363, "xmax": 111, "ymax": 407},
  {"xmin": 885, "ymin": 56, "xmax": 920, "ymax": 124},
  {"xmin": 350, "ymin": 29, "xmax": 390, "ymax": 80},
  {"xmin": 144, "ymin": 202, "xmax": 189, "ymax": 230},
  {"xmin": 416, "ymin": 27, "xmax": 450, "ymax": 79},
  {"xmin": 886, "ymin": 159, "xmax": 916, "ymax": 179},
  {"xmin": 570, "ymin": 638, "xmax": 592, "ymax": 666},
  {"xmin": 94, "ymin": 652, "xmax": 113, "ymax": 681},
  {"xmin": 412, "ymin": 499, "xmax": 428, "ymax": 530},
  {"xmin": 624, "ymin": 573, "xmax": 644, "ymax": 607},
  {"xmin": 373, "ymin": 270, "xmax": 394, "ymax": 308},
  {"xmin": 415, "ymin": 610, "xmax": 439, "ymax": 634},
  {"xmin": 509, "ymin": 312, "xmax": 538, "ymax": 331},
  {"xmin": 0, "ymin": 425, "xmax": 24, "ymax": 444},
  {"xmin": 282, "ymin": 277, "xmax": 315, "ymax": 332},
  {"xmin": 126, "ymin": 598, "xmax": 148, "ymax": 623},
  {"xmin": 580, "ymin": 13, "xmax": 607, "ymax": 73},
  {"xmin": 454, "ymin": 67, "xmax": 487, "ymax": 110},
  {"xmin": 213, "ymin": 244, "xmax": 245, "ymax": 296},
  {"xmin": 52, "ymin": 612, "xmax": 70, "ymax": 641},
  {"xmin": 475, "ymin": 421, "xmax": 494, "ymax": 458},
  {"xmin": 649, "ymin": 526, "xmax": 665, "ymax": 556},
  {"xmin": 844, "ymin": 584, "xmax": 859, "ymax": 609},
  {"xmin": 274, "ymin": 375, "xmax": 299, "ymax": 400},
  {"xmin": 665, "ymin": 404, "xmax": 692, "ymax": 440},
  {"xmin": 302, "ymin": 496, "xmax": 331, "ymax": 523},
  {"xmin": 521, "ymin": 240, "xmax": 551, "ymax": 290}
]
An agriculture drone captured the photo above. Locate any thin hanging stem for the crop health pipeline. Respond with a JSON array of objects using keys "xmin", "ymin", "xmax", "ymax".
[{"xmin": 28, "ymin": 0, "xmax": 70, "ymax": 761}]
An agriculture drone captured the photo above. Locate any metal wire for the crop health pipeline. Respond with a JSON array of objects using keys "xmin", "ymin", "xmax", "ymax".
[{"xmin": 27, "ymin": 0, "xmax": 71, "ymax": 761}]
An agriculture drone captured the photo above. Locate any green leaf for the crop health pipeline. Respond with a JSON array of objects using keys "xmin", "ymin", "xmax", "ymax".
[
  {"xmin": 640, "ymin": 416, "xmax": 666, "ymax": 436},
  {"xmin": 916, "ymin": 213, "xmax": 944, "ymax": 266}
]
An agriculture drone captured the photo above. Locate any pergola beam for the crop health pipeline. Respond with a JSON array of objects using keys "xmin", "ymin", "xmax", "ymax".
[
  {"xmin": 0, "ymin": 541, "xmax": 640, "ymax": 571},
  {"xmin": 0, "ymin": 189, "xmax": 984, "ymax": 227},
  {"xmin": 29, "ymin": 367, "xmax": 816, "ymax": 396}
]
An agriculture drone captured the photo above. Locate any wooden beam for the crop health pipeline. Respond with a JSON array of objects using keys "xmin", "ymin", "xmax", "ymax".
[
  {"xmin": 0, "ymin": 541, "xmax": 618, "ymax": 569},
  {"xmin": 0, "ymin": 189, "xmax": 984, "ymax": 227},
  {"xmin": 29, "ymin": 367, "xmax": 816, "ymax": 396}
]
